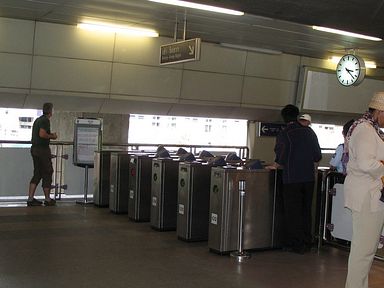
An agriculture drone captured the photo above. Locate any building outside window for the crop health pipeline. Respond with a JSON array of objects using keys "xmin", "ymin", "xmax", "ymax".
[
  {"xmin": 128, "ymin": 114, "xmax": 247, "ymax": 146},
  {"xmin": 0, "ymin": 108, "xmax": 41, "ymax": 147}
]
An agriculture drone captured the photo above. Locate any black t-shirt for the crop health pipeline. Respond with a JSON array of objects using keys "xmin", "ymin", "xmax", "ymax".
[{"xmin": 31, "ymin": 115, "xmax": 50, "ymax": 147}]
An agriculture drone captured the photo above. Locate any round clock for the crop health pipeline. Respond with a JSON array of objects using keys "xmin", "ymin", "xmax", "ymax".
[{"xmin": 336, "ymin": 54, "xmax": 366, "ymax": 86}]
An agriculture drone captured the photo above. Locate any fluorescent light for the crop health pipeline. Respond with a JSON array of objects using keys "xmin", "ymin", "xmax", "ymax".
[
  {"xmin": 313, "ymin": 26, "xmax": 382, "ymax": 41},
  {"xmin": 330, "ymin": 56, "xmax": 376, "ymax": 68},
  {"xmin": 148, "ymin": 0, "xmax": 244, "ymax": 16},
  {"xmin": 220, "ymin": 43, "xmax": 282, "ymax": 55},
  {"xmin": 77, "ymin": 21, "xmax": 159, "ymax": 37}
]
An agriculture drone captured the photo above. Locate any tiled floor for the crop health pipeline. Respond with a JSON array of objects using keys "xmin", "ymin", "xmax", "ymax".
[{"xmin": 0, "ymin": 203, "xmax": 383, "ymax": 288}]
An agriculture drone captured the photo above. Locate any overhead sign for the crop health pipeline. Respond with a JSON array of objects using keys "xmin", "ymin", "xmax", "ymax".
[
  {"xmin": 258, "ymin": 122, "xmax": 286, "ymax": 137},
  {"xmin": 160, "ymin": 38, "xmax": 201, "ymax": 65}
]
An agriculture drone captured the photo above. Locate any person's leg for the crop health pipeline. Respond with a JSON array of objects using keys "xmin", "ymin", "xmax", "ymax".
[
  {"xmin": 283, "ymin": 183, "xmax": 304, "ymax": 252},
  {"xmin": 28, "ymin": 147, "xmax": 43, "ymax": 206},
  {"xmin": 345, "ymin": 195, "xmax": 384, "ymax": 288},
  {"xmin": 28, "ymin": 183, "xmax": 37, "ymax": 199},
  {"xmin": 302, "ymin": 181, "xmax": 315, "ymax": 248},
  {"xmin": 40, "ymin": 147, "xmax": 55, "ymax": 205}
]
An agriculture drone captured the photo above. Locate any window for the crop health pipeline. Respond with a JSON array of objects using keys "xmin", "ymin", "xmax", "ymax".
[
  {"xmin": 0, "ymin": 108, "xmax": 41, "ymax": 147},
  {"xmin": 128, "ymin": 114, "xmax": 247, "ymax": 146},
  {"xmin": 311, "ymin": 123, "xmax": 344, "ymax": 150}
]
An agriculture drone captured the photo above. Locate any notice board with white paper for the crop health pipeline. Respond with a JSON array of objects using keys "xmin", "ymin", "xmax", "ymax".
[{"xmin": 73, "ymin": 118, "xmax": 102, "ymax": 167}]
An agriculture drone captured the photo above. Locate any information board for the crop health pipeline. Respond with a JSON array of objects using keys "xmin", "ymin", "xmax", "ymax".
[{"xmin": 73, "ymin": 118, "xmax": 102, "ymax": 167}]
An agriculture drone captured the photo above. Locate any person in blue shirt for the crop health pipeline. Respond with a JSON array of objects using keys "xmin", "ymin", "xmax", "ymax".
[
  {"xmin": 329, "ymin": 119, "xmax": 355, "ymax": 174},
  {"xmin": 267, "ymin": 104, "xmax": 322, "ymax": 254}
]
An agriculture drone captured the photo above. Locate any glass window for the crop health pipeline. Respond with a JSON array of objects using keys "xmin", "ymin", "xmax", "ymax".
[
  {"xmin": 128, "ymin": 114, "xmax": 247, "ymax": 146},
  {"xmin": 311, "ymin": 123, "xmax": 344, "ymax": 150},
  {"xmin": 0, "ymin": 108, "xmax": 41, "ymax": 147}
]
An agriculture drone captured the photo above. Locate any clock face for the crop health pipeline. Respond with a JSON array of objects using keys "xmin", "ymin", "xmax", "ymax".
[{"xmin": 336, "ymin": 54, "xmax": 366, "ymax": 86}]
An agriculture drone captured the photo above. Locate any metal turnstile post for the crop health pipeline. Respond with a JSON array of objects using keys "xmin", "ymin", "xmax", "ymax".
[{"xmin": 230, "ymin": 180, "xmax": 251, "ymax": 262}]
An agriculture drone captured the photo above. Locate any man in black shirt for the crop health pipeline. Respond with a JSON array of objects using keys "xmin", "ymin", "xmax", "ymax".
[
  {"xmin": 27, "ymin": 103, "xmax": 57, "ymax": 206},
  {"xmin": 268, "ymin": 104, "xmax": 322, "ymax": 254}
]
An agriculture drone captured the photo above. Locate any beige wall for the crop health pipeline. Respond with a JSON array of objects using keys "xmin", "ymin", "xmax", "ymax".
[
  {"xmin": 1, "ymin": 17, "xmax": 384, "ymax": 160},
  {"xmin": 0, "ymin": 17, "xmax": 303, "ymax": 118}
]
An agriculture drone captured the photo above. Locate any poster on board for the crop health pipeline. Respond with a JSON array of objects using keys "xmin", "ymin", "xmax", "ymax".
[{"xmin": 73, "ymin": 118, "xmax": 102, "ymax": 167}]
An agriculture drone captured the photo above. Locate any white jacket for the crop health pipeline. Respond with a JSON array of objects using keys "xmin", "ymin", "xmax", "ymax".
[{"xmin": 344, "ymin": 122, "xmax": 384, "ymax": 212}]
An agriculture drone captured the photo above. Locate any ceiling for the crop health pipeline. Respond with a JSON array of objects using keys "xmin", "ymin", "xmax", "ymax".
[{"xmin": 0, "ymin": 0, "xmax": 384, "ymax": 67}]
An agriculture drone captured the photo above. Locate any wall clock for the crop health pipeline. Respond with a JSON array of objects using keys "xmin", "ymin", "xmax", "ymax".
[{"xmin": 336, "ymin": 54, "xmax": 366, "ymax": 86}]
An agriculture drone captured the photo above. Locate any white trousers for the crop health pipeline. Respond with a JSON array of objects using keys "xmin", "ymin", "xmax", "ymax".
[{"xmin": 345, "ymin": 194, "xmax": 384, "ymax": 288}]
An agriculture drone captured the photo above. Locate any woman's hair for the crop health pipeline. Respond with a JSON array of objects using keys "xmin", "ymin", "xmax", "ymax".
[{"xmin": 342, "ymin": 119, "xmax": 355, "ymax": 136}]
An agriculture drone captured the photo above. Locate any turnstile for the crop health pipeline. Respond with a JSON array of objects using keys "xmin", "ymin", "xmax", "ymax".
[
  {"xmin": 109, "ymin": 152, "xmax": 130, "ymax": 214},
  {"xmin": 150, "ymin": 158, "xmax": 179, "ymax": 231},
  {"xmin": 321, "ymin": 171, "xmax": 384, "ymax": 258},
  {"xmin": 94, "ymin": 150, "xmax": 121, "ymax": 207},
  {"xmin": 177, "ymin": 162, "xmax": 211, "ymax": 241},
  {"xmin": 208, "ymin": 167, "xmax": 283, "ymax": 254},
  {"xmin": 128, "ymin": 155, "xmax": 152, "ymax": 222}
]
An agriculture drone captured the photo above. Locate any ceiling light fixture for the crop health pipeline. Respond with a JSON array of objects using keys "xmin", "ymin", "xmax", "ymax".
[
  {"xmin": 220, "ymin": 43, "xmax": 282, "ymax": 55},
  {"xmin": 77, "ymin": 21, "xmax": 159, "ymax": 37},
  {"xmin": 312, "ymin": 26, "xmax": 382, "ymax": 41},
  {"xmin": 148, "ymin": 0, "xmax": 244, "ymax": 16},
  {"xmin": 330, "ymin": 56, "xmax": 376, "ymax": 68}
]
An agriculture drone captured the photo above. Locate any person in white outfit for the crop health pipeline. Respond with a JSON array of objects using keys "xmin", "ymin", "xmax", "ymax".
[{"xmin": 344, "ymin": 91, "xmax": 384, "ymax": 288}]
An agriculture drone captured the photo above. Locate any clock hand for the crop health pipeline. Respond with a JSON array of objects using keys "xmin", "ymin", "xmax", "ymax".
[{"xmin": 345, "ymin": 67, "xmax": 355, "ymax": 79}]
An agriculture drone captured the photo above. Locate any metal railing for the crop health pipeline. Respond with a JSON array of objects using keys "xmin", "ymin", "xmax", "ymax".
[{"xmin": 0, "ymin": 140, "xmax": 249, "ymax": 201}]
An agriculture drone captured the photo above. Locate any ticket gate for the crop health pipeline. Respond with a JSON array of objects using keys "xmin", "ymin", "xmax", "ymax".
[
  {"xmin": 208, "ymin": 167, "xmax": 283, "ymax": 254},
  {"xmin": 128, "ymin": 155, "xmax": 152, "ymax": 222},
  {"xmin": 150, "ymin": 158, "xmax": 179, "ymax": 231},
  {"xmin": 177, "ymin": 162, "xmax": 211, "ymax": 241},
  {"xmin": 94, "ymin": 150, "xmax": 121, "ymax": 207},
  {"xmin": 321, "ymin": 171, "xmax": 384, "ymax": 259},
  {"xmin": 109, "ymin": 152, "xmax": 130, "ymax": 214}
]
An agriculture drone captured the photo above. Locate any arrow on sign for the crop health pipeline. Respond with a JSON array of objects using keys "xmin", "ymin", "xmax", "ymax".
[
  {"xmin": 261, "ymin": 126, "xmax": 268, "ymax": 133},
  {"xmin": 188, "ymin": 45, "xmax": 195, "ymax": 55}
]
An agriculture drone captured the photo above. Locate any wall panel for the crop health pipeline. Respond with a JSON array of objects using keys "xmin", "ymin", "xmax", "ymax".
[
  {"xmin": 0, "ymin": 53, "xmax": 32, "ymax": 88},
  {"xmin": 242, "ymin": 77, "xmax": 296, "ymax": 107},
  {"xmin": 184, "ymin": 43, "xmax": 246, "ymax": 75},
  {"xmin": 181, "ymin": 70, "xmax": 243, "ymax": 103},
  {"xmin": 34, "ymin": 22, "xmax": 115, "ymax": 61},
  {"xmin": 114, "ymin": 36, "xmax": 177, "ymax": 67},
  {"xmin": 245, "ymin": 53, "xmax": 300, "ymax": 81},
  {"xmin": 31, "ymin": 56, "xmax": 112, "ymax": 93},
  {"xmin": 0, "ymin": 18, "xmax": 34, "ymax": 54},
  {"xmin": 111, "ymin": 63, "xmax": 182, "ymax": 99}
]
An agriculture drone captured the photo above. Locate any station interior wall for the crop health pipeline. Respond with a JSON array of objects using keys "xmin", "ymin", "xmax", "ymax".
[{"xmin": 1, "ymin": 17, "xmax": 382, "ymax": 165}]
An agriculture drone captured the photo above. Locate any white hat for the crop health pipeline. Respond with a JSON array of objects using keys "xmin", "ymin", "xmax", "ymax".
[
  {"xmin": 369, "ymin": 92, "xmax": 384, "ymax": 111},
  {"xmin": 299, "ymin": 114, "xmax": 311, "ymax": 122}
]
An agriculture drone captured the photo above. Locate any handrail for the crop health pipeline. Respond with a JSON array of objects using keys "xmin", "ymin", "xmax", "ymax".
[
  {"xmin": 0, "ymin": 140, "xmax": 249, "ymax": 200},
  {"xmin": 0, "ymin": 140, "xmax": 249, "ymax": 159}
]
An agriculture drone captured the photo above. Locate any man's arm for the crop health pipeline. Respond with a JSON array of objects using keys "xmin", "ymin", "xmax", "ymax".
[{"xmin": 39, "ymin": 128, "xmax": 57, "ymax": 140}]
